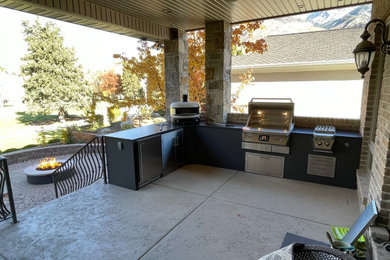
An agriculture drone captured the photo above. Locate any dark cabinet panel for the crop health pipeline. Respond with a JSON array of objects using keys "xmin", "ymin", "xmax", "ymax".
[
  {"xmin": 106, "ymin": 124, "xmax": 362, "ymax": 191},
  {"xmin": 106, "ymin": 135, "xmax": 163, "ymax": 191},
  {"xmin": 161, "ymin": 129, "xmax": 183, "ymax": 176},
  {"xmin": 138, "ymin": 136, "xmax": 163, "ymax": 185},
  {"xmin": 105, "ymin": 137, "xmax": 137, "ymax": 190},
  {"xmin": 284, "ymin": 133, "xmax": 362, "ymax": 189},
  {"xmin": 184, "ymin": 126, "xmax": 245, "ymax": 171}
]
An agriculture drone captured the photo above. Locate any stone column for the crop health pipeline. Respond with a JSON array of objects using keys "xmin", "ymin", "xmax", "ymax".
[
  {"xmin": 164, "ymin": 28, "xmax": 189, "ymax": 117},
  {"xmin": 205, "ymin": 21, "xmax": 232, "ymax": 123}
]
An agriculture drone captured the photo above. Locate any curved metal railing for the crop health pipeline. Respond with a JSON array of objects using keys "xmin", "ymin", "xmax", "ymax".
[
  {"xmin": 52, "ymin": 136, "xmax": 107, "ymax": 198},
  {"xmin": 0, "ymin": 156, "xmax": 17, "ymax": 223}
]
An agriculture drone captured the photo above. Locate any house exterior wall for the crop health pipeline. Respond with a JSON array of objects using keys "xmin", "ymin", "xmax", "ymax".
[
  {"xmin": 365, "ymin": 0, "xmax": 390, "ymax": 228},
  {"xmin": 231, "ymin": 70, "xmax": 361, "ymax": 82}
]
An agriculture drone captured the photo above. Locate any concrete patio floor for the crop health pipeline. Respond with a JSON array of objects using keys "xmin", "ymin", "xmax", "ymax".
[{"xmin": 0, "ymin": 164, "xmax": 360, "ymax": 260}]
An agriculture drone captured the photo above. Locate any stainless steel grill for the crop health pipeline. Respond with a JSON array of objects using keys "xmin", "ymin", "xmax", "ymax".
[
  {"xmin": 242, "ymin": 98, "xmax": 294, "ymax": 146},
  {"xmin": 242, "ymin": 98, "xmax": 294, "ymax": 177}
]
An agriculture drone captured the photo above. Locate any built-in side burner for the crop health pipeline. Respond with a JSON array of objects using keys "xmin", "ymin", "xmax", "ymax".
[{"xmin": 313, "ymin": 125, "xmax": 336, "ymax": 153}]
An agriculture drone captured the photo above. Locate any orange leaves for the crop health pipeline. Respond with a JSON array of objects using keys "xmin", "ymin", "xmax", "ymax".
[
  {"xmin": 188, "ymin": 21, "xmax": 266, "ymax": 110},
  {"xmin": 96, "ymin": 70, "xmax": 122, "ymax": 96},
  {"xmin": 231, "ymin": 68, "xmax": 254, "ymax": 113},
  {"xmin": 114, "ymin": 41, "xmax": 165, "ymax": 112},
  {"xmin": 188, "ymin": 30, "xmax": 206, "ymax": 106},
  {"xmin": 110, "ymin": 21, "xmax": 266, "ymax": 114},
  {"xmin": 231, "ymin": 21, "xmax": 268, "ymax": 55}
]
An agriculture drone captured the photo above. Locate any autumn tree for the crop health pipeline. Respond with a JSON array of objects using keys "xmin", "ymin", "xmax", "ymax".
[
  {"xmin": 94, "ymin": 70, "xmax": 122, "ymax": 104},
  {"xmin": 20, "ymin": 19, "xmax": 86, "ymax": 118},
  {"xmin": 231, "ymin": 68, "xmax": 254, "ymax": 113},
  {"xmin": 114, "ymin": 41, "xmax": 165, "ymax": 112},
  {"xmin": 115, "ymin": 21, "xmax": 267, "ymax": 115},
  {"xmin": 187, "ymin": 30, "xmax": 206, "ymax": 107},
  {"xmin": 188, "ymin": 21, "xmax": 267, "ymax": 109}
]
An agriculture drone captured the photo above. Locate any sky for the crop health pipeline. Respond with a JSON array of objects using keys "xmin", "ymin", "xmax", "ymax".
[{"xmin": 0, "ymin": 6, "xmax": 140, "ymax": 75}]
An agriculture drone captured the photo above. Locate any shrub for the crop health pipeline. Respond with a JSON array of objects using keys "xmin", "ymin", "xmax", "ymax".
[
  {"xmin": 153, "ymin": 118, "xmax": 166, "ymax": 124},
  {"xmin": 22, "ymin": 144, "xmax": 39, "ymax": 149},
  {"xmin": 36, "ymin": 128, "xmax": 47, "ymax": 146},
  {"xmin": 121, "ymin": 123, "xmax": 134, "ymax": 130},
  {"xmin": 48, "ymin": 138, "xmax": 61, "ymax": 144},
  {"xmin": 95, "ymin": 114, "xmax": 104, "ymax": 128},
  {"xmin": 3, "ymin": 148, "xmax": 18, "ymax": 153},
  {"xmin": 107, "ymin": 107, "xmax": 121, "ymax": 124},
  {"xmin": 61, "ymin": 127, "xmax": 74, "ymax": 144}
]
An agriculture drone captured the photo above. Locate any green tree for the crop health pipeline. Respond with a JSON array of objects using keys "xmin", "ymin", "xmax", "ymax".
[
  {"xmin": 121, "ymin": 64, "xmax": 145, "ymax": 107},
  {"xmin": 20, "ymin": 19, "xmax": 86, "ymax": 119}
]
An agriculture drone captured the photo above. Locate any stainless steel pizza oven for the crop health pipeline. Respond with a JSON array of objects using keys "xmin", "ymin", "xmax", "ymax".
[
  {"xmin": 242, "ymin": 98, "xmax": 295, "ymax": 146},
  {"xmin": 170, "ymin": 94, "xmax": 200, "ymax": 124}
]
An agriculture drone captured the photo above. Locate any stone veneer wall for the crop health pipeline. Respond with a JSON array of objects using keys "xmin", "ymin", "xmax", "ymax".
[
  {"xmin": 164, "ymin": 28, "xmax": 189, "ymax": 117},
  {"xmin": 226, "ymin": 113, "xmax": 360, "ymax": 131},
  {"xmin": 1, "ymin": 144, "xmax": 84, "ymax": 165},
  {"xmin": 205, "ymin": 21, "xmax": 232, "ymax": 123},
  {"xmin": 366, "ymin": 0, "xmax": 390, "ymax": 228}
]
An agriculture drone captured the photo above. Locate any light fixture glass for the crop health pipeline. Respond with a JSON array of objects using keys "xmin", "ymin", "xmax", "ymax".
[{"xmin": 353, "ymin": 32, "xmax": 376, "ymax": 78}]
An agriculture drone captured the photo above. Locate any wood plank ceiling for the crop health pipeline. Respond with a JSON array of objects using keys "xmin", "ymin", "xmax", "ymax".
[{"xmin": 88, "ymin": 0, "xmax": 373, "ymax": 31}]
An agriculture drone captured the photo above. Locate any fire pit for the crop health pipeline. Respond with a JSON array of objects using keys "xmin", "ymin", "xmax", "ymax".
[{"xmin": 24, "ymin": 157, "xmax": 64, "ymax": 185}]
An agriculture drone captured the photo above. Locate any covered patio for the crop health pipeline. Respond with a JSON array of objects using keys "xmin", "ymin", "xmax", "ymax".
[
  {"xmin": 1, "ymin": 0, "xmax": 390, "ymax": 259},
  {"xmin": 0, "ymin": 165, "xmax": 359, "ymax": 259}
]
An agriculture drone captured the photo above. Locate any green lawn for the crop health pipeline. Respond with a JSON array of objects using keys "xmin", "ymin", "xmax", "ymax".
[{"xmin": 0, "ymin": 106, "xmax": 85, "ymax": 152}]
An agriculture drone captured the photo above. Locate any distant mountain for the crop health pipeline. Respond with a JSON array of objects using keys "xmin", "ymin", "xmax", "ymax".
[
  {"xmin": 260, "ymin": 4, "xmax": 371, "ymax": 36},
  {"xmin": 308, "ymin": 5, "xmax": 372, "ymax": 29}
]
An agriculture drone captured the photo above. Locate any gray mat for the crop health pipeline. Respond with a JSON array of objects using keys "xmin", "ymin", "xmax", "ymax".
[{"xmin": 281, "ymin": 232, "xmax": 329, "ymax": 248}]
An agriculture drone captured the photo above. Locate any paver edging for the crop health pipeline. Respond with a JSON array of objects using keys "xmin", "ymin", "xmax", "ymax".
[{"xmin": 1, "ymin": 144, "xmax": 84, "ymax": 165}]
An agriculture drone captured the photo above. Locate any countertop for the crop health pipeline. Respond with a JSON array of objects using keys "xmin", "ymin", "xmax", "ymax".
[
  {"xmin": 105, "ymin": 122, "xmax": 362, "ymax": 140},
  {"xmin": 292, "ymin": 127, "xmax": 362, "ymax": 138},
  {"xmin": 105, "ymin": 123, "xmax": 182, "ymax": 140}
]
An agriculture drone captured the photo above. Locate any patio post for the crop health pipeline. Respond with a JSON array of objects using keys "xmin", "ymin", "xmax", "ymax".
[
  {"xmin": 164, "ymin": 28, "xmax": 189, "ymax": 118},
  {"xmin": 205, "ymin": 20, "xmax": 232, "ymax": 123}
]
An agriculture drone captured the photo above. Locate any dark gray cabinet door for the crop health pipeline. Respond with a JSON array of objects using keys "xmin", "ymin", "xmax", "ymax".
[
  {"xmin": 162, "ymin": 129, "xmax": 183, "ymax": 175},
  {"xmin": 105, "ymin": 137, "xmax": 137, "ymax": 190},
  {"xmin": 138, "ymin": 135, "xmax": 162, "ymax": 186}
]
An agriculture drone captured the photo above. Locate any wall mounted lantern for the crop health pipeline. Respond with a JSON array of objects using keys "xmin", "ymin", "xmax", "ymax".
[{"xmin": 353, "ymin": 19, "xmax": 390, "ymax": 78}]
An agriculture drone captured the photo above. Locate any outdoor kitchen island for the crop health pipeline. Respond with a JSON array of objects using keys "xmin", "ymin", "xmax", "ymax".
[{"xmin": 105, "ymin": 122, "xmax": 362, "ymax": 191}]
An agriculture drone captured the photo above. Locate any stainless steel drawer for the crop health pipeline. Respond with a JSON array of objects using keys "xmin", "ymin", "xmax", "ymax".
[
  {"xmin": 307, "ymin": 154, "xmax": 336, "ymax": 178},
  {"xmin": 242, "ymin": 142, "xmax": 271, "ymax": 152},
  {"xmin": 245, "ymin": 152, "xmax": 284, "ymax": 177}
]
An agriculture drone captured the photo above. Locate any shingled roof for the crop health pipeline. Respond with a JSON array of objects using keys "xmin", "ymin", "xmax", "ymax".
[{"xmin": 232, "ymin": 27, "xmax": 363, "ymax": 69}]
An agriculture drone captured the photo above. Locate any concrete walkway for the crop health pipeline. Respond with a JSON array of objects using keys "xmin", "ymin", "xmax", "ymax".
[
  {"xmin": 7, "ymin": 155, "xmax": 72, "ymax": 213},
  {"xmin": 0, "ymin": 164, "xmax": 360, "ymax": 260}
]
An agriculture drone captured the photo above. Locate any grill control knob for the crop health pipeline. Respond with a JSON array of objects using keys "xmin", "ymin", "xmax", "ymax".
[
  {"xmin": 325, "ymin": 142, "xmax": 330, "ymax": 146},
  {"xmin": 317, "ymin": 141, "xmax": 322, "ymax": 145}
]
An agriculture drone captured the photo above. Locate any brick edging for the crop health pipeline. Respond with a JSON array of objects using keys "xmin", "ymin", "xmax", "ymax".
[{"xmin": 1, "ymin": 144, "xmax": 85, "ymax": 165}]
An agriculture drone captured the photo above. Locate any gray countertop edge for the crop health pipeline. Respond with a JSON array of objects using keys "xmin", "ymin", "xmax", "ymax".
[{"xmin": 104, "ymin": 122, "xmax": 362, "ymax": 140}]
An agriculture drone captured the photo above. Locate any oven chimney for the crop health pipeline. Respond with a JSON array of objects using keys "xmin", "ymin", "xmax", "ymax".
[{"xmin": 182, "ymin": 94, "xmax": 188, "ymax": 102}]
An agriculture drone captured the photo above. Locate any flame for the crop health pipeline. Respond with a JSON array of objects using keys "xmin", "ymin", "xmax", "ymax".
[{"xmin": 36, "ymin": 157, "xmax": 62, "ymax": 171}]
